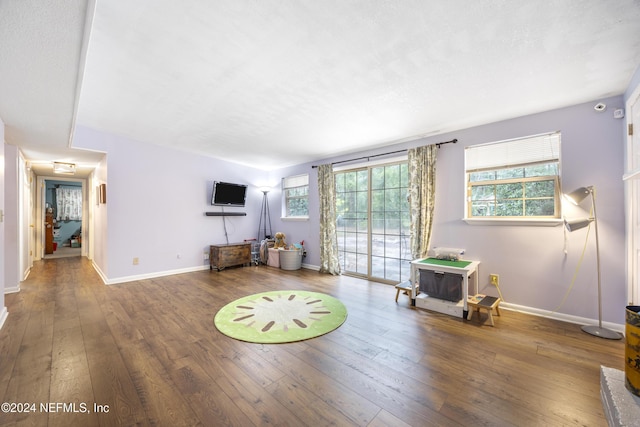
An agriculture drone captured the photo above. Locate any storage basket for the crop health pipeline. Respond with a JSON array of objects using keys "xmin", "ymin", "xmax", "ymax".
[
  {"xmin": 419, "ymin": 270, "xmax": 462, "ymax": 302},
  {"xmin": 279, "ymin": 250, "xmax": 303, "ymax": 270}
]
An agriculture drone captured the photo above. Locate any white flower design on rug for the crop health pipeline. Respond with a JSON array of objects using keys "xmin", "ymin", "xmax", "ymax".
[{"xmin": 214, "ymin": 290, "xmax": 348, "ymax": 343}]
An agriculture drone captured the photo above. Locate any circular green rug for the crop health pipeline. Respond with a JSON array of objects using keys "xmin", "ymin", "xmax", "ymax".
[{"xmin": 214, "ymin": 290, "xmax": 347, "ymax": 343}]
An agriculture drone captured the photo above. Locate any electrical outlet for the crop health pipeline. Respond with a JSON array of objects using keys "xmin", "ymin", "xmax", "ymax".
[
  {"xmin": 203, "ymin": 252, "xmax": 209, "ymax": 260},
  {"xmin": 490, "ymin": 274, "xmax": 499, "ymax": 286},
  {"xmin": 133, "ymin": 257, "xmax": 139, "ymax": 265}
]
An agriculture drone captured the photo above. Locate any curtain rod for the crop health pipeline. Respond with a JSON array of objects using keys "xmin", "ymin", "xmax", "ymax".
[{"xmin": 311, "ymin": 138, "xmax": 457, "ymax": 168}]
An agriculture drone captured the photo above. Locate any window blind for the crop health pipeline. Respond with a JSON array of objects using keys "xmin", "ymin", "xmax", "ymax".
[
  {"xmin": 465, "ymin": 132, "xmax": 561, "ymax": 172},
  {"xmin": 283, "ymin": 174, "xmax": 309, "ymax": 189}
]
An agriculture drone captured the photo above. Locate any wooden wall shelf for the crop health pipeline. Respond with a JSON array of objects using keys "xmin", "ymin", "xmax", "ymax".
[{"xmin": 205, "ymin": 212, "xmax": 246, "ymax": 216}]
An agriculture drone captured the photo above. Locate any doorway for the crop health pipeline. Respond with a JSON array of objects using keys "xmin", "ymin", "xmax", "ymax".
[
  {"xmin": 43, "ymin": 178, "xmax": 84, "ymax": 259},
  {"xmin": 335, "ymin": 161, "xmax": 412, "ymax": 283},
  {"xmin": 626, "ymin": 84, "xmax": 640, "ymax": 306}
]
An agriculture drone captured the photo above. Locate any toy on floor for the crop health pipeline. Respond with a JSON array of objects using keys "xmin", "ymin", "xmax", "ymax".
[{"xmin": 273, "ymin": 232, "xmax": 287, "ymax": 249}]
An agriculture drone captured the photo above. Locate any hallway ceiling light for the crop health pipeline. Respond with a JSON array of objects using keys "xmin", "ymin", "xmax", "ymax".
[{"xmin": 53, "ymin": 162, "xmax": 76, "ymax": 175}]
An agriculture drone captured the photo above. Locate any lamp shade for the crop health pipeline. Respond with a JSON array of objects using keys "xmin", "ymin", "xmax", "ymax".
[
  {"xmin": 564, "ymin": 187, "xmax": 591, "ymax": 206},
  {"xmin": 564, "ymin": 217, "xmax": 593, "ymax": 232}
]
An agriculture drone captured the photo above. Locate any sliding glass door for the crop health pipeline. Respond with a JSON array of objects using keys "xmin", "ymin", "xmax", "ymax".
[{"xmin": 335, "ymin": 162, "xmax": 411, "ymax": 283}]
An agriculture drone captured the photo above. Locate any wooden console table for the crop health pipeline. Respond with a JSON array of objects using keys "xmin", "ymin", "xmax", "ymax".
[{"xmin": 210, "ymin": 243, "xmax": 251, "ymax": 271}]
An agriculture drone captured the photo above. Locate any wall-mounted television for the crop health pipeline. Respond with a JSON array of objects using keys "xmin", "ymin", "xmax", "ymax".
[{"xmin": 212, "ymin": 181, "xmax": 247, "ymax": 207}]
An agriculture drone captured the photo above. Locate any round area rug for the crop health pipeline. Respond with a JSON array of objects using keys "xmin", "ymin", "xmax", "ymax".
[{"xmin": 214, "ymin": 290, "xmax": 347, "ymax": 344}]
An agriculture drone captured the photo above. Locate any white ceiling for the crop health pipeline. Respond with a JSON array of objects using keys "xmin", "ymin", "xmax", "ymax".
[{"xmin": 2, "ymin": 0, "xmax": 640, "ymax": 175}]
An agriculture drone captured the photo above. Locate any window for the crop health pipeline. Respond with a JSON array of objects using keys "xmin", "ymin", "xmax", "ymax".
[
  {"xmin": 56, "ymin": 187, "xmax": 83, "ymax": 221},
  {"xmin": 282, "ymin": 174, "xmax": 309, "ymax": 218},
  {"xmin": 465, "ymin": 132, "xmax": 561, "ymax": 219}
]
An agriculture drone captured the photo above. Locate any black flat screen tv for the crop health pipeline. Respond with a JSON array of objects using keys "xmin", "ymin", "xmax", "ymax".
[{"xmin": 212, "ymin": 181, "xmax": 247, "ymax": 207}]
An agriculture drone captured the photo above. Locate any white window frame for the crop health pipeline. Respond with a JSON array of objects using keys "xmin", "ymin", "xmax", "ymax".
[
  {"xmin": 282, "ymin": 174, "xmax": 309, "ymax": 220},
  {"xmin": 464, "ymin": 132, "xmax": 563, "ymax": 226}
]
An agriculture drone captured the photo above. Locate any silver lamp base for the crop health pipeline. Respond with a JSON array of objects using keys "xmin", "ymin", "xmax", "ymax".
[{"xmin": 581, "ymin": 324, "xmax": 623, "ymax": 340}]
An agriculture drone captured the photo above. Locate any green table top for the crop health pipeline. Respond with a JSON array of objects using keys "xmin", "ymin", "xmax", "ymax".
[{"xmin": 417, "ymin": 257, "xmax": 472, "ymax": 268}]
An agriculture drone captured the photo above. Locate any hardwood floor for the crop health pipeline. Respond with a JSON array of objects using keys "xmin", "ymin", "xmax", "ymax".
[{"xmin": 0, "ymin": 257, "xmax": 625, "ymax": 426}]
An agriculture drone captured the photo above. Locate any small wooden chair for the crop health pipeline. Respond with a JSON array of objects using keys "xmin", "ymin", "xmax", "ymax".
[
  {"xmin": 395, "ymin": 281, "xmax": 413, "ymax": 303},
  {"xmin": 467, "ymin": 294, "xmax": 501, "ymax": 326}
]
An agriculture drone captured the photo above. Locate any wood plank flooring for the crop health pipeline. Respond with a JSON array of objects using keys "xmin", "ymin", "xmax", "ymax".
[{"xmin": 0, "ymin": 257, "xmax": 625, "ymax": 426}]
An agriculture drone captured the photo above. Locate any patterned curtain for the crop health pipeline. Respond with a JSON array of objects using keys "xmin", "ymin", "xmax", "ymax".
[
  {"xmin": 56, "ymin": 187, "xmax": 82, "ymax": 221},
  {"xmin": 317, "ymin": 164, "xmax": 342, "ymax": 275},
  {"xmin": 408, "ymin": 145, "xmax": 438, "ymax": 259}
]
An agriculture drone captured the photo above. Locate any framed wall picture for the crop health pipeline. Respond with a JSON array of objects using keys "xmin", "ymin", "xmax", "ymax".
[{"xmin": 99, "ymin": 183, "xmax": 107, "ymax": 204}]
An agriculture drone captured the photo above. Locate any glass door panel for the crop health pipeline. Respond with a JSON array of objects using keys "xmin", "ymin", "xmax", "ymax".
[
  {"xmin": 336, "ymin": 169, "xmax": 369, "ymax": 276},
  {"xmin": 336, "ymin": 162, "xmax": 411, "ymax": 283}
]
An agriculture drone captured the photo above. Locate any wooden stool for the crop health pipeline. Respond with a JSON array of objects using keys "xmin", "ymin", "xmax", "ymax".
[
  {"xmin": 467, "ymin": 294, "xmax": 501, "ymax": 326},
  {"xmin": 395, "ymin": 281, "xmax": 413, "ymax": 303}
]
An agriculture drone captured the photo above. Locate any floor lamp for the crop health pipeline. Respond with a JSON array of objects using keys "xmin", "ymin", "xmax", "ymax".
[
  {"xmin": 564, "ymin": 185, "xmax": 622, "ymax": 340},
  {"xmin": 257, "ymin": 188, "xmax": 272, "ymax": 242}
]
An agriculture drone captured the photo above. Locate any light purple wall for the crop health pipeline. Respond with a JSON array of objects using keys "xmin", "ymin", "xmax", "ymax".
[
  {"xmin": 271, "ymin": 96, "xmax": 627, "ymax": 324},
  {"xmin": 74, "ymin": 126, "xmax": 268, "ymax": 280},
  {"xmin": 625, "ymin": 64, "xmax": 640, "ymax": 102},
  {"xmin": 266, "ymin": 166, "xmax": 317, "ymax": 253},
  {"xmin": 3, "ymin": 144, "xmax": 19, "ymax": 291}
]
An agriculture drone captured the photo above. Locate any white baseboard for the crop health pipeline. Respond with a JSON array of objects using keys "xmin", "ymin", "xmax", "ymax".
[
  {"xmin": 93, "ymin": 263, "xmax": 211, "ymax": 285},
  {"xmin": 500, "ymin": 301, "xmax": 625, "ymax": 335},
  {"xmin": 91, "ymin": 261, "xmax": 108, "ymax": 284},
  {"xmin": 0, "ymin": 307, "xmax": 8, "ymax": 331},
  {"xmin": 96, "ymin": 261, "xmax": 317, "ymax": 285},
  {"xmin": 4, "ymin": 285, "xmax": 20, "ymax": 294}
]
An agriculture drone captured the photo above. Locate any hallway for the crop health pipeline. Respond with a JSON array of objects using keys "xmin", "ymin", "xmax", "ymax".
[{"xmin": 43, "ymin": 245, "xmax": 82, "ymax": 259}]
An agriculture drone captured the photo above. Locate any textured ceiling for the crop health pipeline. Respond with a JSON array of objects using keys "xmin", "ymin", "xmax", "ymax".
[{"xmin": 2, "ymin": 0, "xmax": 640, "ymax": 175}]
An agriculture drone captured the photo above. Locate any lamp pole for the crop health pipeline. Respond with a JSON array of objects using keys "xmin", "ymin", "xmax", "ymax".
[
  {"xmin": 580, "ymin": 187, "xmax": 622, "ymax": 340},
  {"xmin": 257, "ymin": 190, "xmax": 272, "ymax": 242}
]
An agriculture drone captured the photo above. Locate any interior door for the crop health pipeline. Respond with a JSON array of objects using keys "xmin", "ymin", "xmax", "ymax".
[
  {"xmin": 0, "ymin": 130, "xmax": 5, "ymax": 309},
  {"xmin": 632, "ymin": 90, "xmax": 640, "ymax": 305},
  {"xmin": 626, "ymin": 87, "xmax": 640, "ymax": 305}
]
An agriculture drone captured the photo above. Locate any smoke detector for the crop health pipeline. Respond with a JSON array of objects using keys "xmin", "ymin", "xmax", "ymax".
[{"xmin": 594, "ymin": 103, "xmax": 607, "ymax": 112}]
